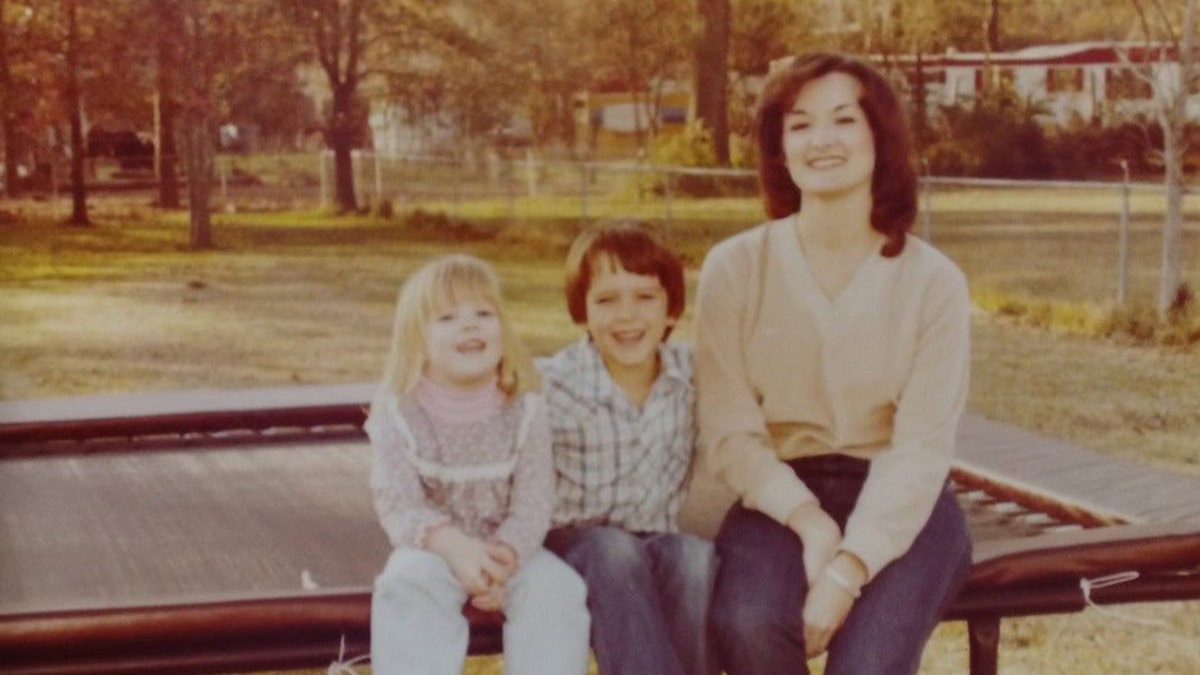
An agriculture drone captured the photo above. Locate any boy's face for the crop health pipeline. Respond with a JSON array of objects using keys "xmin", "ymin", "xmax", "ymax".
[{"xmin": 584, "ymin": 256, "xmax": 673, "ymax": 376}]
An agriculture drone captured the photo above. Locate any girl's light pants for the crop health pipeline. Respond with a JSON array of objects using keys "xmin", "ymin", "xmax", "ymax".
[{"xmin": 371, "ymin": 547, "xmax": 590, "ymax": 675}]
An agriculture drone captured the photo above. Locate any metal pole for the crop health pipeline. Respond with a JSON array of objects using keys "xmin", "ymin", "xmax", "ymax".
[
  {"xmin": 579, "ymin": 162, "xmax": 589, "ymax": 223},
  {"xmin": 922, "ymin": 159, "xmax": 933, "ymax": 241},
  {"xmin": 506, "ymin": 156, "xmax": 516, "ymax": 223},
  {"xmin": 1118, "ymin": 159, "xmax": 1131, "ymax": 306},
  {"xmin": 319, "ymin": 150, "xmax": 329, "ymax": 209},
  {"xmin": 374, "ymin": 151, "xmax": 382, "ymax": 209},
  {"xmin": 219, "ymin": 156, "xmax": 228, "ymax": 210},
  {"xmin": 453, "ymin": 156, "xmax": 462, "ymax": 218},
  {"xmin": 663, "ymin": 168, "xmax": 674, "ymax": 229},
  {"xmin": 525, "ymin": 149, "xmax": 537, "ymax": 198}
]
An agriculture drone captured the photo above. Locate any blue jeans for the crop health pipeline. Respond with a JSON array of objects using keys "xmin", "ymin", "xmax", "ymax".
[
  {"xmin": 710, "ymin": 455, "xmax": 972, "ymax": 675},
  {"xmin": 546, "ymin": 526, "xmax": 719, "ymax": 675}
]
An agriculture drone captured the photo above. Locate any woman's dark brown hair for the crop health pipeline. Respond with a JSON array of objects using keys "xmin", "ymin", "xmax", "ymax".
[{"xmin": 756, "ymin": 52, "xmax": 917, "ymax": 257}]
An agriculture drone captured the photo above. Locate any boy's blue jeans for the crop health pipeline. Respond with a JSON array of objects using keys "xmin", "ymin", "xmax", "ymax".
[
  {"xmin": 546, "ymin": 525, "xmax": 719, "ymax": 675},
  {"xmin": 710, "ymin": 454, "xmax": 973, "ymax": 675}
]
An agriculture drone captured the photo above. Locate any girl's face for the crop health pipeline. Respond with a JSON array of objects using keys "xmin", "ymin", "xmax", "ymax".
[
  {"xmin": 782, "ymin": 71, "xmax": 876, "ymax": 200},
  {"xmin": 423, "ymin": 298, "xmax": 503, "ymax": 390},
  {"xmin": 584, "ymin": 256, "xmax": 673, "ymax": 378}
]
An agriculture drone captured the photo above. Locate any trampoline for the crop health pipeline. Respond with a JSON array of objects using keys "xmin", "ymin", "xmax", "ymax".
[{"xmin": 2, "ymin": 383, "xmax": 1199, "ymax": 675}]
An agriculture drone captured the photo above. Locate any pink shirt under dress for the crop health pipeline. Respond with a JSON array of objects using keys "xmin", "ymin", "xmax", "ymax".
[{"xmin": 364, "ymin": 377, "xmax": 555, "ymax": 565}]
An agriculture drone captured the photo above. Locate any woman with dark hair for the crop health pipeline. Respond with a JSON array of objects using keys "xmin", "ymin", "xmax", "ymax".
[{"xmin": 694, "ymin": 52, "xmax": 973, "ymax": 674}]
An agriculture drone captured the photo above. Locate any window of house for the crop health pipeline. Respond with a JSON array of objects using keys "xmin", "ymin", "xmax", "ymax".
[
  {"xmin": 1047, "ymin": 67, "xmax": 1084, "ymax": 93},
  {"xmin": 1107, "ymin": 68, "xmax": 1153, "ymax": 100}
]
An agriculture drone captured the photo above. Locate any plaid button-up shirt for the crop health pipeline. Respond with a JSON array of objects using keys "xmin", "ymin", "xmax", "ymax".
[{"xmin": 538, "ymin": 338, "xmax": 695, "ymax": 533}]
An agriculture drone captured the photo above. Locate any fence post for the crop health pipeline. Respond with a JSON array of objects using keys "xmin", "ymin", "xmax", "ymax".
[
  {"xmin": 579, "ymin": 161, "xmax": 589, "ymax": 222},
  {"xmin": 525, "ymin": 149, "xmax": 537, "ymax": 198},
  {"xmin": 1118, "ymin": 159, "xmax": 1131, "ymax": 306},
  {"xmin": 921, "ymin": 160, "xmax": 932, "ymax": 241},
  {"xmin": 452, "ymin": 156, "xmax": 462, "ymax": 218},
  {"xmin": 374, "ymin": 151, "xmax": 383, "ymax": 209},
  {"xmin": 506, "ymin": 155, "xmax": 516, "ymax": 223},
  {"xmin": 663, "ymin": 168, "xmax": 674, "ymax": 229},
  {"xmin": 319, "ymin": 150, "xmax": 329, "ymax": 209},
  {"xmin": 219, "ymin": 156, "xmax": 230, "ymax": 211}
]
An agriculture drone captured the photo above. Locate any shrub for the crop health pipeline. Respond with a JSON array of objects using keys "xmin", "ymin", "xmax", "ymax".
[
  {"xmin": 976, "ymin": 290, "xmax": 1200, "ymax": 347},
  {"xmin": 642, "ymin": 122, "xmax": 758, "ymax": 198},
  {"xmin": 404, "ymin": 209, "xmax": 490, "ymax": 242},
  {"xmin": 924, "ymin": 89, "xmax": 1055, "ymax": 179}
]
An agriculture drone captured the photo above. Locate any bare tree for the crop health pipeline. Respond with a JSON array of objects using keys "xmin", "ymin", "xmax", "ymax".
[
  {"xmin": 1127, "ymin": 0, "xmax": 1197, "ymax": 317},
  {"xmin": 584, "ymin": 0, "xmax": 693, "ymax": 152}
]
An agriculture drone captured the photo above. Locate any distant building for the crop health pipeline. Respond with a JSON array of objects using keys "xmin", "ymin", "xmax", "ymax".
[
  {"xmin": 876, "ymin": 42, "xmax": 1200, "ymax": 127},
  {"xmin": 576, "ymin": 82, "xmax": 691, "ymax": 157}
]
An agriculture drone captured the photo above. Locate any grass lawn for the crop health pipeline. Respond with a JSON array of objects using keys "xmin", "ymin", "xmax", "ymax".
[{"xmin": 2, "ymin": 189, "xmax": 1199, "ymax": 673}]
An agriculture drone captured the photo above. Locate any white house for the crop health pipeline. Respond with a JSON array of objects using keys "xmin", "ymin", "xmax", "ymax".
[{"xmin": 880, "ymin": 41, "xmax": 1200, "ymax": 127}]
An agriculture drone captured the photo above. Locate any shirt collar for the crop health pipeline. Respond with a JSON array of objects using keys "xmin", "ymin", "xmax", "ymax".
[{"xmin": 571, "ymin": 337, "xmax": 690, "ymax": 404}]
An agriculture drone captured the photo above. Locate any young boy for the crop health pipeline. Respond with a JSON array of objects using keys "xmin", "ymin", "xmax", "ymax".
[{"xmin": 538, "ymin": 220, "xmax": 717, "ymax": 675}]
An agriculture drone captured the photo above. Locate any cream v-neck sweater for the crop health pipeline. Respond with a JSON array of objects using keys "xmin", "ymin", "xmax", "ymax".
[{"xmin": 694, "ymin": 218, "xmax": 970, "ymax": 579}]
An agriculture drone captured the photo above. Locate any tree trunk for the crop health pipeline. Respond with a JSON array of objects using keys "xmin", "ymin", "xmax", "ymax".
[
  {"xmin": 913, "ymin": 50, "xmax": 930, "ymax": 149},
  {"xmin": 183, "ymin": 0, "xmax": 211, "ymax": 248},
  {"xmin": 64, "ymin": 0, "xmax": 89, "ymax": 226},
  {"xmin": 1, "ymin": 118, "xmax": 16, "ymax": 198},
  {"xmin": 155, "ymin": 0, "xmax": 182, "ymax": 209},
  {"xmin": 0, "ymin": 0, "xmax": 19, "ymax": 200},
  {"xmin": 986, "ymin": 0, "xmax": 1001, "ymax": 53},
  {"xmin": 185, "ymin": 112, "xmax": 212, "ymax": 248},
  {"xmin": 1156, "ymin": 0, "xmax": 1197, "ymax": 317},
  {"xmin": 695, "ymin": 0, "xmax": 730, "ymax": 165},
  {"xmin": 1159, "ymin": 127, "xmax": 1184, "ymax": 316},
  {"xmin": 329, "ymin": 83, "xmax": 357, "ymax": 213}
]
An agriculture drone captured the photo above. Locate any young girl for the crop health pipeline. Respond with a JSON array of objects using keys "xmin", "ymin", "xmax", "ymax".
[{"xmin": 366, "ymin": 254, "xmax": 590, "ymax": 675}]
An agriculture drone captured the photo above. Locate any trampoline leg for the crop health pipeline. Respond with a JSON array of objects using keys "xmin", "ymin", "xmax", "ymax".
[{"xmin": 967, "ymin": 616, "xmax": 1000, "ymax": 675}]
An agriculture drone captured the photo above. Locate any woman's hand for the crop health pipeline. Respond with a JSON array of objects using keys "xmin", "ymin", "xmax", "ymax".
[
  {"xmin": 802, "ymin": 552, "xmax": 868, "ymax": 657},
  {"xmin": 785, "ymin": 502, "xmax": 841, "ymax": 586}
]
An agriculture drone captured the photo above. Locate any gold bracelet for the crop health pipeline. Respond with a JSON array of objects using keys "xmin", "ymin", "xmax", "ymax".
[{"xmin": 823, "ymin": 565, "xmax": 862, "ymax": 598}]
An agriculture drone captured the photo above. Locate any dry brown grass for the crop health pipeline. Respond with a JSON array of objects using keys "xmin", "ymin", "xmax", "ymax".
[{"xmin": 3, "ymin": 194, "xmax": 1199, "ymax": 673}]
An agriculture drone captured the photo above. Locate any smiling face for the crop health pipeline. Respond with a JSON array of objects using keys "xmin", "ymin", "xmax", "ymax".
[
  {"xmin": 423, "ymin": 298, "xmax": 504, "ymax": 391},
  {"xmin": 584, "ymin": 255, "xmax": 673, "ymax": 380},
  {"xmin": 782, "ymin": 71, "xmax": 876, "ymax": 200}
]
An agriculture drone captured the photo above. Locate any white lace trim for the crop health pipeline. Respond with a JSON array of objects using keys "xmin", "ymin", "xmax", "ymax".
[{"xmin": 377, "ymin": 391, "xmax": 542, "ymax": 483}]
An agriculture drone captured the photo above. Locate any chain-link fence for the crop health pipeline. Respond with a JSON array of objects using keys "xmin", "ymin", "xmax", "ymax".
[{"xmin": 206, "ymin": 150, "xmax": 1198, "ymax": 308}]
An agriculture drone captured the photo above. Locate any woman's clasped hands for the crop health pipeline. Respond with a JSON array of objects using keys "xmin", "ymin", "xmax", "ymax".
[{"xmin": 786, "ymin": 502, "xmax": 867, "ymax": 658}]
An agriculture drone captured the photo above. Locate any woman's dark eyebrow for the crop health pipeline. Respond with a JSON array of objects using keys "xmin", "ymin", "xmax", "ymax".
[{"xmin": 786, "ymin": 101, "xmax": 857, "ymax": 116}]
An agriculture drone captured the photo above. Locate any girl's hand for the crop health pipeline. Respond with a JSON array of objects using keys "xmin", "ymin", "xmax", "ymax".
[
  {"xmin": 485, "ymin": 542, "xmax": 519, "ymax": 585},
  {"xmin": 426, "ymin": 527, "xmax": 505, "ymax": 595},
  {"xmin": 802, "ymin": 553, "xmax": 867, "ymax": 657},
  {"xmin": 468, "ymin": 542, "xmax": 519, "ymax": 612},
  {"xmin": 785, "ymin": 502, "xmax": 841, "ymax": 586},
  {"xmin": 469, "ymin": 583, "xmax": 507, "ymax": 612}
]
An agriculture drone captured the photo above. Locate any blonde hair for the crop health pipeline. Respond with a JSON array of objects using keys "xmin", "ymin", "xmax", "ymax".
[{"xmin": 380, "ymin": 254, "xmax": 539, "ymax": 399}]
